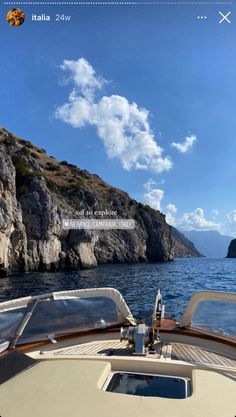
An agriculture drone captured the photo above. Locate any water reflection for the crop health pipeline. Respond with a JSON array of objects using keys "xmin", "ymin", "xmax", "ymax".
[{"xmin": 106, "ymin": 372, "xmax": 188, "ymax": 399}]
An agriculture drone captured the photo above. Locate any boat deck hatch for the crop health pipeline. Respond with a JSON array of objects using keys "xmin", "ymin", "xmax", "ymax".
[{"xmin": 103, "ymin": 372, "xmax": 191, "ymax": 399}]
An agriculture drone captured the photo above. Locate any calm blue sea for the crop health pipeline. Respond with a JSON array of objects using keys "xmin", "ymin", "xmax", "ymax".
[{"xmin": 0, "ymin": 258, "xmax": 235, "ymax": 321}]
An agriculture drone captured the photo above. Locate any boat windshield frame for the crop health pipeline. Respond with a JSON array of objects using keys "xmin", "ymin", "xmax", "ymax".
[
  {"xmin": 0, "ymin": 288, "xmax": 137, "ymax": 348},
  {"xmin": 179, "ymin": 290, "xmax": 236, "ymax": 341}
]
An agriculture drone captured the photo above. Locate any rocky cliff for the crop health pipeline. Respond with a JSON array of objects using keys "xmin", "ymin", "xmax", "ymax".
[
  {"xmin": 0, "ymin": 129, "xmax": 201, "ymax": 276},
  {"xmin": 0, "ymin": 128, "xmax": 178, "ymax": 275},
  {"xmin": 226, "ymin": 239, "xmax": 236, "ymax": 258},
  {"xmin": 171, "ymin": 227, "xmax": 202, "ymax": 258}
]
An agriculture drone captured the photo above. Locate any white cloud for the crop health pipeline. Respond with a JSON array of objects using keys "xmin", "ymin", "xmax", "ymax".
[
  {"xmin": 56, "ymin": 58, "xmax": 172, "ymax": 173},
  {"xmin": 60, "ymin": 58, "xmax": 106, "ymax": 101},
  {"xmin": 143, "ymin": 179, "xmax": 165, "ymax": 211},
  {"xmin": 144, "ymin": 188, "xmax": 164, "ymax": 211},
  {"xmin": 143, "ymin": 178, "xmax": 157, "ymax": 192},
  {"xmin": 142, "ymin": 182, "xmax": 220, "ymax": 232},
  {"xmin": 142, "ymin": 181, "xmax": 220, "ymax": 231},
  {"xmin": 166, "ymin": 203, "xmax": 177, "ymax": 214},
  {"xmin": 212, "ymin": 209, "xmax": 219, "ymax": 217},
  {"xmin": 166, "ymin": 214, "xmax": 175, "ymax": 226},
  {"xmin": 143, "ymin": 178, "xmax": 164, "ymax": 192},
  {"xmin": 171, "ymin": 134, "xmax": 197, "ymax": 154},
  {"xmin": 177, "ymin": 208, "xmax": 220, "ymax": 231},
  {"xmin": 226, "ymin": 210, "xmax": 236, "ymax": 233},
  {"xmin": 165, "ymin": 203, "xmax": 177, "ymax": 226},
  {"xmin": 163, "ymin": 204, "xmax": 220, "ymax": 231}
]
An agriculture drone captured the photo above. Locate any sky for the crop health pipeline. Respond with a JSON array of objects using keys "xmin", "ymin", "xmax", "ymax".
[{"xmin": 0, "ymin": 2, "xmax": 236, "ymax": 235}]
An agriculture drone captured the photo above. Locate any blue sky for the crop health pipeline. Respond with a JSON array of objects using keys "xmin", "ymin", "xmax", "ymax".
[{"xmin": 0, "ymin": 3, "xmax": 236, "ymax": 235}]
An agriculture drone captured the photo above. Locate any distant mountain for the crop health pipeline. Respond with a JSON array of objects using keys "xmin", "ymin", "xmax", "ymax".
[
  {"xmin": 172, "ymin": 228, "xmax": 203, "ymax": 258},
  {"xmin": 182, "ymin": 230, "xmax": 234, "ymax": 258}
]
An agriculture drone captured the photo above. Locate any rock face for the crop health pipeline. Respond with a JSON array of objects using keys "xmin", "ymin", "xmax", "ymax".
[
  {"xmin": 171, "ymin": 227, "xmax": 203, "ymax": 258},
  {"xmin": 226, "ymin": 239, "xmax": 236, "ymax": 258},
  {"xmin": 0, "ymin": 129, "xmax": 177, "ymax": 275}
]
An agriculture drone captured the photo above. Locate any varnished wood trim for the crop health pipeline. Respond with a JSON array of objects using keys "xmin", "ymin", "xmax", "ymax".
[
  {"xmin": 16, "ymin": 326, "xmax": 121, "ymax": 352},
  {"xmin": 160, "ymin": 327, "xmax": 236, "ymax": 348}
]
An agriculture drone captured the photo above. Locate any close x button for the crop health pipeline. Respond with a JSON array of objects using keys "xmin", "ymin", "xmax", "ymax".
[{"xmin": 219, "ymin": 11, "xmax": 231, "ymax": 24}]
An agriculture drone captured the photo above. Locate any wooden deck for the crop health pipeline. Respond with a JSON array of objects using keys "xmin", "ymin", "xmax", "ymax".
[
  {"xmin": 53, "ymin": 340, "xmax": 132, "ymax": 357},
  {"xmin": 53, "ymin": 340, "xmax": 236, "ymax": 368},
  {"xmin": 171, "ymin": 343, "xmax": 236, "ymax": 368}
]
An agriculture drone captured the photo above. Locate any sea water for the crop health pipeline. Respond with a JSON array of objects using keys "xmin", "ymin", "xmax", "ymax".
[{"xmin": 0, "ymin": 258, "xmax": 235, "ymax": 321}]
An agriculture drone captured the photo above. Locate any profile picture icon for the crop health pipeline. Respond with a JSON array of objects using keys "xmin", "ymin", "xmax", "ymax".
[{"xmin": 6, "ymin": 8, "xmax": 25, "ymax": 27}]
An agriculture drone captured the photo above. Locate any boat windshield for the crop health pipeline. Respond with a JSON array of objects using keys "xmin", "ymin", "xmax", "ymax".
[
  {"xmin": 0, "ymin": 288, "xmax": 136, "ymax": 346},
  {"xmin": 180, "ymin": 291, "xmax": 236, "ymax": 339}
]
